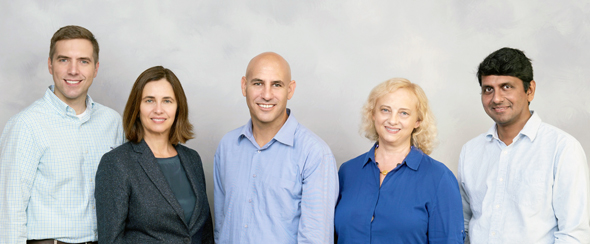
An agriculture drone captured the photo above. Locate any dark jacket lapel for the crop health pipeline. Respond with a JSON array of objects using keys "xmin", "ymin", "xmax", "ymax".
[
  {"xmin": 176, "ymin": 145, "xmax": 202, "ymax": 229},
  {"xmin": 131, "ymin": 140, "xmax": 187, "ymax": 228}
]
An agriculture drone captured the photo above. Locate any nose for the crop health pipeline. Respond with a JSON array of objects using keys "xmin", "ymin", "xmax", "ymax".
[
  {"xmin": 492, "ymin": 89, "xmax": 504, "ymax": 104},
  {"xmin": 261, "ymin": 84, "xmax": 273, "ymax": 101},
  {"xmin": 67, "ymin": 61, "xmax": 79, "ymax": 75},
  {"xmin": 154, "ymin": 102, "xmax": 164, "ymax": 114},
  {"xmin": 387, "ymin": 113, "xmax": 399, "ymax": 125}
]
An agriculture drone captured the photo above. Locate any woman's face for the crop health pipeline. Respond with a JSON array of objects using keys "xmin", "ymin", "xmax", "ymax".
[
  {"xmin": 372, "ymin": 88, "xmax": 421, "ymax": 148},
  {"xmin": 139, "ymin": 79, "xmax": 177, "ymax": 140}
]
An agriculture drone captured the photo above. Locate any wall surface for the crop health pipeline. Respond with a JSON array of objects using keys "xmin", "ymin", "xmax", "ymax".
[{"xmin": 1, "ymin": 0, "xmax": 589, "ymax": 220}]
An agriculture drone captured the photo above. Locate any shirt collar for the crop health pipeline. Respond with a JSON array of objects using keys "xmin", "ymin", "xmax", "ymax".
[
  {"xmin": 239, "ymin": 108, "xmax": 297, "ymax": 148},
  {"xmin": 485, "ymin": 111, "xmax": 541, "ymax": 142},
  {"xmin": 362, "ymin": 143, "xmax": 424, "ymax": 171},
  {"xmin": 45, "ymin": 85, "xmax": 94, "ymax": 118}
]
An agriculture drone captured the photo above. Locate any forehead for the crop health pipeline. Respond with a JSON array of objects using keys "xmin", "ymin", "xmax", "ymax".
[
  {"xmin": 481, "ymin": 75, "xmax": 523, "ymax": 87},
  {"xmin": 53, "ymin": 39, "xmax": 94, "ymax": 58},
  {"xmin": 246, "ymin": 59, "xmax": 289, "ymax": 81},
  {"xmin": 142, "ymin": 79, "xmax": 175, "ymax": 96},
  {"xmin": 376, "ymin": 88, "xmax": 418, "ymax": 108}
]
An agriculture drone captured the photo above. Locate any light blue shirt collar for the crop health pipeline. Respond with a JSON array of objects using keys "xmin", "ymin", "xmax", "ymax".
[
  {"xmin": 239, "ymin": 108, "xmax": 297, "ymax": 149},
  {"xmin": 45, "ymin": 85, "xmax": 94, "ymax": 118},
  {"xmin": 486, "ymin": 111, "xmax": 541, "ymax": 143}
]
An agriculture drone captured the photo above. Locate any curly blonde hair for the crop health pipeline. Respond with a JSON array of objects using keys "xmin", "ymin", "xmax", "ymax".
[{"xmin": 360, "ymin": 78, "xmax": 438, "ymax": 155}]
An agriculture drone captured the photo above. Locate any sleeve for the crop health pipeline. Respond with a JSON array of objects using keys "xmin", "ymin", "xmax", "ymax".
[
  {"xmin": 95, "ymin": 152, "xmax": 129, "ymax": 244},
  {"xmin": 458, "ymin": 145, "xmax": 472, "ymax": 244},
  {"xmin": 297, "ymin": 145, "xmax": 339, "ymax": 244},
  {"xmin": 428, "ymin": 170, "xmax": 466, "ymax": 244},
  {"xmin": 552, "ymin": 139, "xmax": 590, "ymax": 243},
  {"xmin": 213, "ymin": 146, "xmax": 224, "ymax": 244},
  {"xmin": 0, "ymin": 118, "xmax": 42, "ymax": 244}
]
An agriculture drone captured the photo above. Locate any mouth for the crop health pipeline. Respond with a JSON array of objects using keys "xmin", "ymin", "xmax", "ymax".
[
  {"xmin": 258, "ymin": 104, "xmax": 275, "ymax": 109},
  {"xmin": 151, "ymin": 118, "xmax": 166, "ymax": 123},
  {"xmin": 492, "ymin": 106, "xmax": 509, "ymax": 113},
  {"xmin": 64, "ymin": 79, "xmax": 82, "ymax": 84},
  {"xmin": 385, "ymin": 127, "xmax": 400, "ymax": 133}
]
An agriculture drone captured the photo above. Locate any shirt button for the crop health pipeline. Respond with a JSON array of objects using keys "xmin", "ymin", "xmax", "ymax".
[
  {"xmin": 492, "ymin": 231, "xmax": 496, "ymax": 236},
  {"xmin": 253, "ymin": 174, "xmax": 257, "ymax": 178},
  {"xmin": 244, "ymin": 225, "xmax": 248, "ymax": 228},
  {"xmin": 257, "ymin": 150, "xmax": 261, "ymax": 153},
  {"xmin": 248, "ymin": 199, "xmax": 252, "ymax": 203},
  {"xmin": 495, "ymin": 205, "xmax": 500, "ymax": 209},
  {"xmin": 499, "ymin": 178, "xmax": 503, "ymax": 181},
  {"xmin": 502, "ymin": 151, "xmax": 507, "ymax": 155}
]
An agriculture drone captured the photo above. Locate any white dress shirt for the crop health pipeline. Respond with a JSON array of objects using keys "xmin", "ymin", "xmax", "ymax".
[{"xmin": 459, "ymin": 112, "xmax": 590, "ymax": 243}]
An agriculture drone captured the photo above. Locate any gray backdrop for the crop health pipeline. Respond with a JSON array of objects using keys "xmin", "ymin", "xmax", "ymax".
[{"xmin": 1, "ymin": 0, "xmax": 589, "ymax": 217}]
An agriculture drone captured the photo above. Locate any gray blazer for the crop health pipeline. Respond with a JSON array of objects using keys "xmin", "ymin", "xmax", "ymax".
[{"xmin": 95, "ymin": 140, "xmax": 213, "ymax": 244}]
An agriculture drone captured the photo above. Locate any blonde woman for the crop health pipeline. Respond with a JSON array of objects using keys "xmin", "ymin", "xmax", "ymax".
[{"xmin": 335, "ymin": 78, "xmax": 464, "ymax": 243}]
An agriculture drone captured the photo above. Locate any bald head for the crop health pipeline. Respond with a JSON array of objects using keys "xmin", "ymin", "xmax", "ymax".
[{"xmin": 245, "ymin": 52, "xmax": 291, "ymax": 81}]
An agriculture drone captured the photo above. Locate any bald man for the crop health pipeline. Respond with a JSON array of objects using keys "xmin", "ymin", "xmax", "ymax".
[{"xmin": 213, "ymin": 52, "xmax": 339, "ymax": 243}]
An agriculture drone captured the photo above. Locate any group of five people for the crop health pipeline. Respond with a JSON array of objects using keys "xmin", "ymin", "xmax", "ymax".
[{"xmin": 0, "ymin": 25, "xmax": 588, "ymax": 244}]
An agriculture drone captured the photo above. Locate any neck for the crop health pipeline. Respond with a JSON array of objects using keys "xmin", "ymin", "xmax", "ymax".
[
  {"xmin": 144, "ymin": 134, "xmax": 176, "ymax": 158},
  {"xmin": 496, "ymin": 112, "xmax": 532, "ymax": 146},
  {"xmin": 252, "ymin": 113, "xmax": 288, "ymax": 147},
  {"xmin": 59, "ymin": 95, "xmax": 87, "ymax": 115},
  {"xmin": 375, "ymin": 140, "xmax": 411, "ymax": 165}
]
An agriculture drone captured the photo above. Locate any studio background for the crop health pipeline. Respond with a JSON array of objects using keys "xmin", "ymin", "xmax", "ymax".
[{"xmin": 1, "ymin": 0, "xmax": 589, "ymax": 219}]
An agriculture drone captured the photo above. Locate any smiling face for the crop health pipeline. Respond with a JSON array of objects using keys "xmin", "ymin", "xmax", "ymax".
[
  {"xmin": 481, "ymin": 75, "xmax": 535, "ymax": 129},
  {"xmin": 241, "ymin": 53, "xmax": 296, "ymax": 130},
  {"xmin": 139, "ymin": 79, "xmax": 177, "ymax": 140},
  {"xmin": 373, "ymin": 88, "xmax": 421, "ymax": 148},
  {"xmin": 48, "ymin": 39, "xmax": 98, "ymax": 107}
]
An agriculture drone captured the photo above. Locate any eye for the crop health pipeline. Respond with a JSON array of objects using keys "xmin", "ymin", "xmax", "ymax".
[
  {"xmin": 253, "ymin": 82, "xmax": 262, "ymax": 86},
  {"xmin": 272, "ymin": 83, "xmax": 282, "ymax": 88},
  {"xmin": 380, "ymin": 108, "xmax": 390, "ymax": 113},
  {"xmin": 81, "ymin": 60, "xmax": 89, "ymax": 64},
  {"xmin": 503, "ymin": 84, "xmax": 511, "ymax": 89},
  {"xmin": 164, "ymin": 99, "xmax": 174, "ymax": 103},
  {"xmin": 145, "ymin": 99, "xmax": 153, "ymax": 103},
  {"xmin": 401, "ymin": 111, "xmax": 409, "ymax": 116},
  {"xmin": 483, "ymin": 87, "xmax": 493, "ymax": 93},
  {"xmin": 58, "ymin": 58, "xmax": 67, "ymax": 62}
]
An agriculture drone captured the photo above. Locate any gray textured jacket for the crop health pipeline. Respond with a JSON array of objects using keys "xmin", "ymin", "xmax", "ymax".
[{"xmin": 95, "ymin": 140, "xmax": 213, "ymax": 244}]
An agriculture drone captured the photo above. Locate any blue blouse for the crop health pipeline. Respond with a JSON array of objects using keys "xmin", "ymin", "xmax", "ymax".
[
  {"xmin": 335, "ymin": 144, "xmax": 464, "ymax": 244},
  {"xmin": 156, "ymin": 155, "xmax": 196, "ymax": 223}
]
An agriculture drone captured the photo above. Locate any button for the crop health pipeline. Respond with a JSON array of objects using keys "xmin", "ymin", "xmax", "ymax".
[
  {"xmin": 257, "ymin": 150, "xmax": 261, "ymax": 153},
  {"xmin": 85, "ymin": 150, "xmax": 89, "ymax": 154},
  {"xmin": 90, "ymin": 178, "xmax": 92, "ymax": 182},
  {"xmin": 253, "ymin": 174, "xmax": 257, "ymax": 178},
  {"xmin": 371, "ymin": 216, "xmax": 374, "ymax": 222},
  {"xmin": 492, "ymin": 231, "xmax": 496, "ymax": 236},
  {"xmin": 499, "ymin": 178, "xmax": 503, "ymax": 181},
  {"xmin": 502, "ymin": 151, "xmax": 507, "ymax": 155},
  {"xmin": 244, "ymin": 225, "xmax": 248, "ymax": 228},
  {"xmin": 248, "ymin": 199, "xmax": 252, "ymax": 203},
  {"xmin": 495, "ymin": 205, "xmax": 499, "ymax": 209}
]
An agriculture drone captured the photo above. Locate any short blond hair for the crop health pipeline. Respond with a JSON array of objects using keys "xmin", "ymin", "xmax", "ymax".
[{"xmin": 360, "ymin": 78, "xmax": 438, "ymax": 155}]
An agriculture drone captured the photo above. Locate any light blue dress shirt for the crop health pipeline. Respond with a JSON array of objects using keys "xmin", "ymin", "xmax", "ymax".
[
  {"xmin": 0, "ymin": 86, "xmax": 124, "ymax": 244},
  {"xmin": 214, "ymin": 109, "xmax": 339, "ymax": 244},
  {"xmin": 458, "ymin": 112, "xmax": 590, "ymax": 243}
]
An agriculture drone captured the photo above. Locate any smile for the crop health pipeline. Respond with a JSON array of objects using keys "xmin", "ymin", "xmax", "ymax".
[
  {"xmin": 258, "ymin": 104, "xmax": 274, "ymax": 109},
  {"xmin": 152, "ymin": 118, "xmax": 166, "ymax": 122},
  {"xmin": 65, "ymin": 79, "xmax": 81, "ymax": 84},
  {"xmin": 492, "ymin": 106, "xmax": 509, "ymax": 112},
  {"xmin": 385, "ymin": 127, "xmax": 400, "ymax": 133}
]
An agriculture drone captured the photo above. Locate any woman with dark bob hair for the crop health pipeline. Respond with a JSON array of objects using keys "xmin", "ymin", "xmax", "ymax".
[
  {"xmin": 335, "ymin": 78, "xmax": 464, "ymax": 243},
  {"xmin": 95, "ymin": 66, "xmax": 213, "ymax": 243}
]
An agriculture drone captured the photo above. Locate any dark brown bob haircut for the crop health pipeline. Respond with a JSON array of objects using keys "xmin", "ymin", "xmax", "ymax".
[
  {"xmin": 123, "ymin": 66, "xmax": 194, "ymax": 145},
  {"xmin": 50, "ymin": 25, "xmax": 99, "ymax": 63}
]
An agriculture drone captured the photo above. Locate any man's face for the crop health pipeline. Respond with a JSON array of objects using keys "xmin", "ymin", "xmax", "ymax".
[
  {"xmin": 241, "ymin": 59, "xmax": 296, "ymax": 129},
  {"xmin": 481, "ymin": 75, "xmax": 535, "ymax": 128},
  {"xmin": 48, "ymin": 38, "xmax": 99, "ymax": 106}
]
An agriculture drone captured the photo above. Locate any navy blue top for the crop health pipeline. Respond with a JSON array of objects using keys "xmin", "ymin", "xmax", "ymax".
[
  {"xmin": 335, "ymin": 144, "xmax": 464, "ymax": 244},
  {"xmin": 157, "ymin": 155, "xmax": 196, "ymax": 223}
]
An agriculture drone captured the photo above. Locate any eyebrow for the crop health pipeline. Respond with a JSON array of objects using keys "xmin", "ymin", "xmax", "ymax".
[
  {"xmin": 250, "ymin": 78, "xmax": 284, "ymax": 84},
  {"xmin": 54, "ymin": 55, "xmax": 93, "ymax": 62},
  {"xmin": 142, "ymin": 96, "xmax": 175, "ymax": 100}
]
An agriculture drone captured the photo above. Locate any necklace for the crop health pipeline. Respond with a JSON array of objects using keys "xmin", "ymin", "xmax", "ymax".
[{"xmin": 380, "ymin": 170, "xmax": 389, "ymax": 175}]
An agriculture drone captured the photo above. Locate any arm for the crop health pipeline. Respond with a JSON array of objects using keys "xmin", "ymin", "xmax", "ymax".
[
  {"xmin": 297, "ymin": 147, "xmax": 339, "ymax": 244},
  {"xmin": 552, "ymin": 139, "xmax": 590, "ymax": 243},
  {"xmin": 213, "ymin": 148, "xmax": 224, "ymax": 244},
  {"xmin": 428, "ymin": 170, "xmax": 465, "ymax": 244},
  {"xmin": 0, "ymin": 118, "xmax": 42, "ymax": 244},
  {"xmin": 95, "ymin": 152, "xmax": 129, "ymax": 244},
  {"xmin": 457, "ymin": 146, "xmax": 472, "ymax": 244}
]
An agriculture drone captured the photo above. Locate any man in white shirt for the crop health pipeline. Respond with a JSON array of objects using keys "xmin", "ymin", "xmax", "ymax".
[{"xmin": 458, "ymin": 47, "xmax": 590, "ymax": 243}]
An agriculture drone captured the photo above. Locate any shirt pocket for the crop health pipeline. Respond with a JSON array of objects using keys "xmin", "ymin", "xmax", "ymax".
[
  {"xmin": 261, "ymin": 174, "xmax": 302, "ymax": 220},
  {"xmin": 507, "ymin": 169, "xmax": 548, "ymax": 209}
]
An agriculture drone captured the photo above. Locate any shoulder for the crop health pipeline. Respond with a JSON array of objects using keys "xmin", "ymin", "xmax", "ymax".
[
  {"xmin": 99, "ymin": 142, "xmax": 135, "ymax": 167},
  {"xmin": 418, "ymin": 153, "xmax": 458, "ymax": 183},
  {"xmin": 339, "ymin": 151, "xmax": 370, "ymax": 173},
  {"xmin": 177, "ymin": 144, "xmax": 201, "ymax": 158},
  {"xmin": 1, "ymin": 98, "xmax": 48, "ymax": 135},
  {"xmin": 537, "ymin": 122, "xmax": 582, "ymax": 147},
  {"xmin": 293, "ymin": 123, "xmax": 332, "ymax": 154},
  {"xmin": 217, "ymin": 126, "xmax": 245, "ymax": 146},
  {"xmin": 91, "ymin": 102, "xmax": 122, "ymax": 121}
]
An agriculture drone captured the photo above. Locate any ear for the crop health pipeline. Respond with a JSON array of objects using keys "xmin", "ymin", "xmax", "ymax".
[
  {"xmin": 93, "ymin": 61, "xmax": 100, "ymax": 78},
  {"xmin": 414, "ymin": 120, "xmax": 421, "ymax": 129},
  {"xmin": 48, "ymin": 57, "xmax": 53, "ymax": 75},
  {"xmin": 241, "ymin": 76, "xmax": 247, "ymax": 97},
  {"xmin": 287, "ymin": 80, "xmax": 296, "ymax": 100},
  {"xmin": 526, "ymin": 80, "xmax": 536, "ymax": 103}
]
